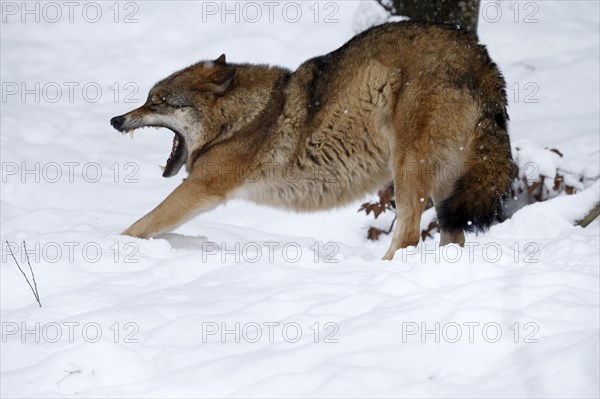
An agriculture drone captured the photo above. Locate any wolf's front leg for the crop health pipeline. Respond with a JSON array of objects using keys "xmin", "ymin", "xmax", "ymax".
[{"xmin": 122, "ymin": 178, "xmax": 225, "ymax": 238}]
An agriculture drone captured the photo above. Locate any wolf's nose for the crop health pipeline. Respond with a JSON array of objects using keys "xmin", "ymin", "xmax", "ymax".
[{"xmin": 110, "ymin": 115, "xmax": 125, "ymax": 130}]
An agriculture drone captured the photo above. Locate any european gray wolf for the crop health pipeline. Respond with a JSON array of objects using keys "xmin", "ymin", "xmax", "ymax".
[{"xmin": 110, "ymin": 22, "xmax": 514, "ymax": 260}]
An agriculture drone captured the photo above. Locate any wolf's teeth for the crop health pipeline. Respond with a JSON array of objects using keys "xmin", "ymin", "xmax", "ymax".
[
  {"xmin": 129, "ymin": 130, "xmax": 135, "ymax": 140},
  {"xmin": 159, "ymin": 165, "xmax": 166, "ymax": 172}
]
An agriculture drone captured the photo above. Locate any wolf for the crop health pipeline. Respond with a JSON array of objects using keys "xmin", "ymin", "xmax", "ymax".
[{"xmin": 110, "ymin": 22, "xmax": 514, "ymax": 260}]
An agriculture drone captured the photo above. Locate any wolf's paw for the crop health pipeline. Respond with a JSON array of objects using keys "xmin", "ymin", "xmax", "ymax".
[
  {"xmin": 121, "ymin": 223, "xmax": 153, "ymax": 239},
  {"xmin": 381, "ymin": 251, "xmax": 396, "ymax": 261}
]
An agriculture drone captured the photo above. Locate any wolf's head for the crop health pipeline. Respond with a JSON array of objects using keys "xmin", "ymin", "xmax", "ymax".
[{"xmin": 110, "ymin": 54, "xmax": 236, "ymax": 178}]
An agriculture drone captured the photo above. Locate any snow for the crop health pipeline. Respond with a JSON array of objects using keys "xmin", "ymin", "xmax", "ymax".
[{"xmin": 1, "ymin": 0, "xmax": 599, "ymax": 397}]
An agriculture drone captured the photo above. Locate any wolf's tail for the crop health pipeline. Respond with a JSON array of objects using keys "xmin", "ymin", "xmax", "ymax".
[{"xmin": 436, "ymin": 72, "xmax": 516, "ymax": 234}]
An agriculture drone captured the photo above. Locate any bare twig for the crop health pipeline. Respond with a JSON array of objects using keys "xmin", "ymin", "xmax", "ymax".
[
  {"xmin": 556, "ymin": 168, "xmax": 599, "ymax": 182},
  {"xmin": 57, "ymin": 369, "xmax": 82, "ymax": 387},
  {"xmin": 375, "ymin": 0, "xmax": 395, "ymax": 14},
  {"xmin": 384, "ymin": 215, "xmax": 397, "ymax": 234},
  {"xmin": 576, "ymin": 202, "xmax": 600, "ymax": 228},
  {"xmin": 23, "ymin": 241, "xmax": 41, "ymax": 305},
  {"xmin": 6, "ymin": 240, "xmax": 42, "ymax": 307}
]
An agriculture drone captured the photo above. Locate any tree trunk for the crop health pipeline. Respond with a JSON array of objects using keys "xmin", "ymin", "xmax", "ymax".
[{"xmin": 377, "ymin": 0, "xmax": 481, "ymax": 33}]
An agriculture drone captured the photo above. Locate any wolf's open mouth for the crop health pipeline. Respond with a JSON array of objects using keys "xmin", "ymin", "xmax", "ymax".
[{"xmin": 123, "ymin": 126, "xmax": 188, "ymax": 178}]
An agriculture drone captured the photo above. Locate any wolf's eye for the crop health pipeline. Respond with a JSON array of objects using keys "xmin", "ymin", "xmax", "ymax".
[{"xmin": 166, "ymin": 101, "xmax": 187, "ymax": 109}]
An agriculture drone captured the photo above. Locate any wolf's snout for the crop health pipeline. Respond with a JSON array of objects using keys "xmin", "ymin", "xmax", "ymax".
[{"xmin": 110, "ymin": 115, "xmax": 125, "ymax": 130}]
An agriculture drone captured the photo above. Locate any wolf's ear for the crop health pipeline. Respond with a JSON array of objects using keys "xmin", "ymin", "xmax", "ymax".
[
  {"xmin": 215, "ymin": 54, "xmax": 226, "ymax": 64},
  {"xmin": 205, "ymin": 67, "xmax": 236, "ymax": 95}
]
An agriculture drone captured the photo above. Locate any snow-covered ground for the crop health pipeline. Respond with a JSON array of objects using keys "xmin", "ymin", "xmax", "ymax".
[{"xmin": 1, "ymin": 1, "xmax": 599, "ymax": 397}]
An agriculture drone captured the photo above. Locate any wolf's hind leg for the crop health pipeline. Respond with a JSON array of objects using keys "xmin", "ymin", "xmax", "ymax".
[
  {"xmin": 382, "ymin": 154, "xmax": 432, "ymax": 260},
  {"xmin": 431, "ymin": 175, "xmax": 466, "ymax": 247},
  {"xmin": 122, "ymin": 178, "xmax": 225, "ymax": 239}
]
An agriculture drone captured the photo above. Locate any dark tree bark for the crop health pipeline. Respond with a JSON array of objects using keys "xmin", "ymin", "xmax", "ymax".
[{"xmin": 377, "ymin": 0, "xmax": 481, "ymax": 33}]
